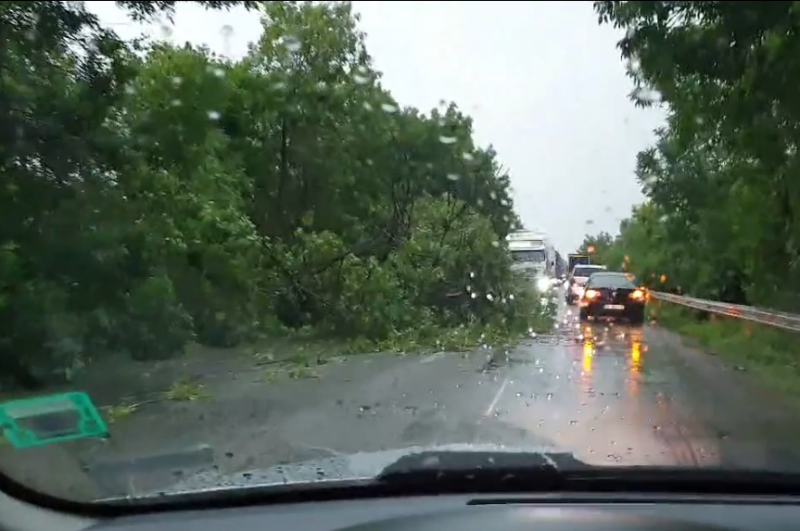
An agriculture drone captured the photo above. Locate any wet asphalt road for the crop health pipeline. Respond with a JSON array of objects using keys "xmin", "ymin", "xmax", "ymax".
[
  {"xmin": 249, "ymin": 294, "xmax": 800, "ymax": 472},
  {"xmin": 5, "ymin": 287, "xmax": 800, "ymax": 500}
]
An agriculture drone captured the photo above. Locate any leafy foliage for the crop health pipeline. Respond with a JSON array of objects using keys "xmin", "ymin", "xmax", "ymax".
[
  {"xmin": 588, "ymin": 2, "xmax": 800, "ymax": 309},
  {"xmin": 578, "ymin": 232, "xmax": 614, "ymax": 257},
  {"xmin": 0, "ymin": 1, "xmax": 547, "ymax": 390}
]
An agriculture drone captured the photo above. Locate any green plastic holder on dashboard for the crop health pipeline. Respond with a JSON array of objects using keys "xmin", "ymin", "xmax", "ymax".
[{"xmin": 0, "ymin": 392, "xmax": 108, "ymax": 449}]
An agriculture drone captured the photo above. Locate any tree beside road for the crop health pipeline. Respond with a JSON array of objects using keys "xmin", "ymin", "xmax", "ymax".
[
  {"xmin": 584, "ymin": 1, "xmax": 800, "ymax": 396},
  {"xmin": 0, "ymin": 1, "xmax": 551, "ymax": 393}
]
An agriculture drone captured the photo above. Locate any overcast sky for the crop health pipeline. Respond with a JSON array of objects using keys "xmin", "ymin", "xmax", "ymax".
[{"xmin": 89, "ymin": 1, "xmax": 664, "ymax": 254}]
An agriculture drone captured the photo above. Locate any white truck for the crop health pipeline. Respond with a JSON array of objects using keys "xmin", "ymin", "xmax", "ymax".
[{"xmin": 506, "ymin": 230, "xmax": 556, "ymax": 291}]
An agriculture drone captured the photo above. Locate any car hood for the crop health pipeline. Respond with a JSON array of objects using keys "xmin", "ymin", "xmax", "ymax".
[{"xmin": 100, "ymin": 443, "xmax": 569, "ymax": 500}]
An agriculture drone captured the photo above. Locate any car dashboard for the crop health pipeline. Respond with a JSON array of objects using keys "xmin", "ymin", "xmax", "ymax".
[
  {"xmin": 6, "ymin": 490, "xmax": 800, "ymax": 531},
  {"xmin": 92, "ymin": 493, "xmax": 800, "ymax": 531}
]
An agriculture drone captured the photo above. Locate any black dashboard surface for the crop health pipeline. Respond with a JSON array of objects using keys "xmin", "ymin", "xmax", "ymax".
[{"xmin": 87, "ymin": 494, "xmax": 800, "ymax": 531}]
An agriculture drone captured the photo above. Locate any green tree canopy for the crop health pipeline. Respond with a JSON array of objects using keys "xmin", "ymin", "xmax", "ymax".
[
  {"xmin": 0, "ymin": 1, "xmax": 545, "ymax": 390},
  {"xmin": 585, "ymin": 1, "xmax": 800, "ymax": 309}
]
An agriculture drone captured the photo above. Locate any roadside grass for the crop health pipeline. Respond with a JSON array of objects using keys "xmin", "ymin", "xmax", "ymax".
[{"xmin": 649, "ymin": 300, "xmax": 800, "ymax": 398}]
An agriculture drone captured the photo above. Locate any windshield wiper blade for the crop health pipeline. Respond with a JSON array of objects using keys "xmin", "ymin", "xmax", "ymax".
[
  {"xmin": 375, "ymin": 451, "xmax": 588, "ymax": 491},
  {"xmin": 376, "ymin": 453, "xmax": 800, "ymax": 495}
]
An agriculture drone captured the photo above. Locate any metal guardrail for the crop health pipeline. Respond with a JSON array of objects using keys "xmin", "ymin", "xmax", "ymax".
[{"xmin": 650, "ymin": 291, "xmax": 800, "ymax": 333}]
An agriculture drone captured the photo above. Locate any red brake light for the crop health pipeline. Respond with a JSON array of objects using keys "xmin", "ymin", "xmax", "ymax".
[
  {"xmin": 630, "ymin": 289, "xmax": 645, "ymax": 300},
  {"xmin": 584, "ymin": 289, "xmax": 599, "ymax": 300}
]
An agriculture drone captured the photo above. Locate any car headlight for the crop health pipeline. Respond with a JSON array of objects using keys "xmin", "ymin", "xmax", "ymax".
[{"xmin": 536, "ymin": 277, "xmax": 550, "ymax": 292}]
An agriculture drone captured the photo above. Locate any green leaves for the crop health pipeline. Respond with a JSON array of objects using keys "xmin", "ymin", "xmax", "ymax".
[
  {"xmin": 0, "ymin": 1, "xmax": 542, "ymax": 390},
  {"xmin": 593, "ymin": 1, "xmax": 800, "ymax": 309}
]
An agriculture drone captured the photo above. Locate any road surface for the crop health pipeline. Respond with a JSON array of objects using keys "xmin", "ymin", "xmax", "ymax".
[{"xmin": 3, "ymin": 289, "xmax": 800, "ymax": 500}]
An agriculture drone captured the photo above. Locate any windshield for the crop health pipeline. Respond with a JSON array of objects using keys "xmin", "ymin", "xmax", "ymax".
[
  {"xmin": 586, "ymin": 274, "xmax": 637, "ymax": 290},
  {"xmin": 511, "ymin": 250, "xmax": 546, "ymax": 263},
  {"xmin": 572, "ymin": 266, "xmax": 605, "ymax": 278},
  {"xmin": 2, "ymin": 0, "xmax": 800, "ymax": 507}
]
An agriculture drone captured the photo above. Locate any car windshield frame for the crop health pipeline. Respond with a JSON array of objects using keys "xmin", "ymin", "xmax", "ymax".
[{"xmin": 586, "ymin": 273, "xmax": 638, "ymax": 289}]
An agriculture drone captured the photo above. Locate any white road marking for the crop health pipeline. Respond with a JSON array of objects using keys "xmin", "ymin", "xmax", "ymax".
[
  {"xmin": 483, "ymin": 377, "xmax": 509, "ymax": 418},
  {"xmin": 420, "ymin": 352, "xmax": 443, "ymax": 364}
]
